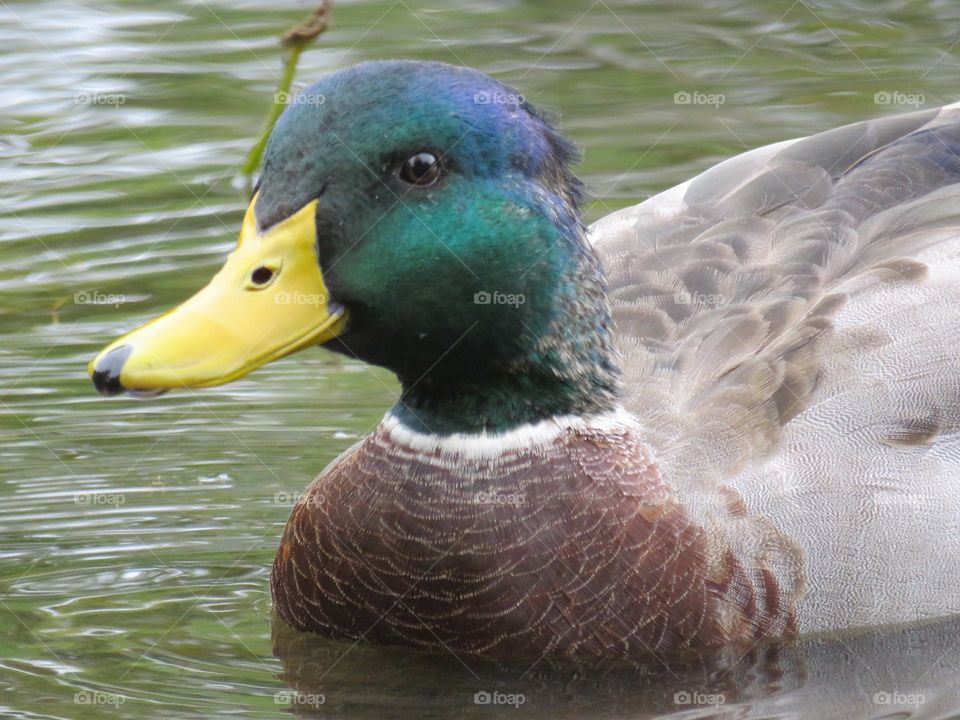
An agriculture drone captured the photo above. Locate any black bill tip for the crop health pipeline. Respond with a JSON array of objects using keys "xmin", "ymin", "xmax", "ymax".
[{"xmin": 91, "ymin": 345, "xmax": 132, "ymax": 396}]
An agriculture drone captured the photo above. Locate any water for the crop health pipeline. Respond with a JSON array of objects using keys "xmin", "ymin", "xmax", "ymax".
[{"xmin": 2, "ymin": 0, "xmax": 960, "ymax": 717}]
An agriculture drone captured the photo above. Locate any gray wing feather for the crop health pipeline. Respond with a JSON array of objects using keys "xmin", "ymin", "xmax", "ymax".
[
  {"xmin": 592, "ymin": 104, "xmax": 959, "ymax": 478},
  {"xmin": 592, "ymin": 103, "xmax": 960, "ymax": 630}
]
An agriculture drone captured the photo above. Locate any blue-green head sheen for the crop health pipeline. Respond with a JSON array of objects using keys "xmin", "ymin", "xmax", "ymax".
[{"xmin": 255, "ymin": 60, "xmax": 619, "ymax": 433}]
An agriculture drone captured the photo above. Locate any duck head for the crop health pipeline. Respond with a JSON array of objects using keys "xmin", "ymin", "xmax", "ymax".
[{"xmin": 89, "ymin": 60, "xmax": 620, "ymax": 433}]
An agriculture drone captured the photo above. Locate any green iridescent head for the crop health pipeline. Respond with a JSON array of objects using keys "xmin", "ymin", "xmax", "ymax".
[{"xmin": 90, "ymin": 60, "xmax": 620, "ymax": 433}]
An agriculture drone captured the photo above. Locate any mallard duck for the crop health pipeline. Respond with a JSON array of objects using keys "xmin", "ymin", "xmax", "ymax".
[{"xmin": 89, "ymin": 60, "xmax": 960, "ymax": 660}]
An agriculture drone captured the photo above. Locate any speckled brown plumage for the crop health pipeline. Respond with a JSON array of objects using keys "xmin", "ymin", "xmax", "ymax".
[{"xmin": 272, "ymin": 420, "xmax": 799, "ymax": 658}]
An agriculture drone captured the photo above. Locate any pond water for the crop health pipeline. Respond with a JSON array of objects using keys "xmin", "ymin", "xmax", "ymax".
[{"xmin": 2, "ymin": 0, "xmax": 960, "ymax": 717}]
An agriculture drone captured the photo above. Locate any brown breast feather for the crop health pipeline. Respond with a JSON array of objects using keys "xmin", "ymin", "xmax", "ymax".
[{"xmin": 271, "ymin": 421, "xmax": 802, "ymax": 660}]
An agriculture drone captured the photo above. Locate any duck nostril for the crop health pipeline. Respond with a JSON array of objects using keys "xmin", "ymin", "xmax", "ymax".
[
  {"xmin": 251, "ymin": 266, "xmax": 274, "ymax": 286},
  {"xmin": 91, "ymin": 345, "xmax": 133, "ymax": 396}
]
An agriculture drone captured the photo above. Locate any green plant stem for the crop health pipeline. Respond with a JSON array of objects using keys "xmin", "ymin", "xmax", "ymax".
[{"xmin": 242, "ymin": 43, "xmax": 304, "ymax": 180}]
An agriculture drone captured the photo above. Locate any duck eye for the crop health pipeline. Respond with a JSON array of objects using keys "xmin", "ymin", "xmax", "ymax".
[
  {"xmin": 399, "ymin": 152, "xmax": 442, "ymax": 186},
  {"xmin": 250, "ymin": 265, "xmax": 274, "ymax": 286}
]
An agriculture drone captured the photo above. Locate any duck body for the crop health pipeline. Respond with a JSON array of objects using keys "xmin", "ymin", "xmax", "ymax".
[{"xmin": 90, "ymin": 61, "xmax": 960, "ymax": 660}]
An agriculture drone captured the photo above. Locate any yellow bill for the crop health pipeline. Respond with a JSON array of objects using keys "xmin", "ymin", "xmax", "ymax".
[{"xmin": 88, "ymin": 197, "xmax": 348, "ymax": 395}]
